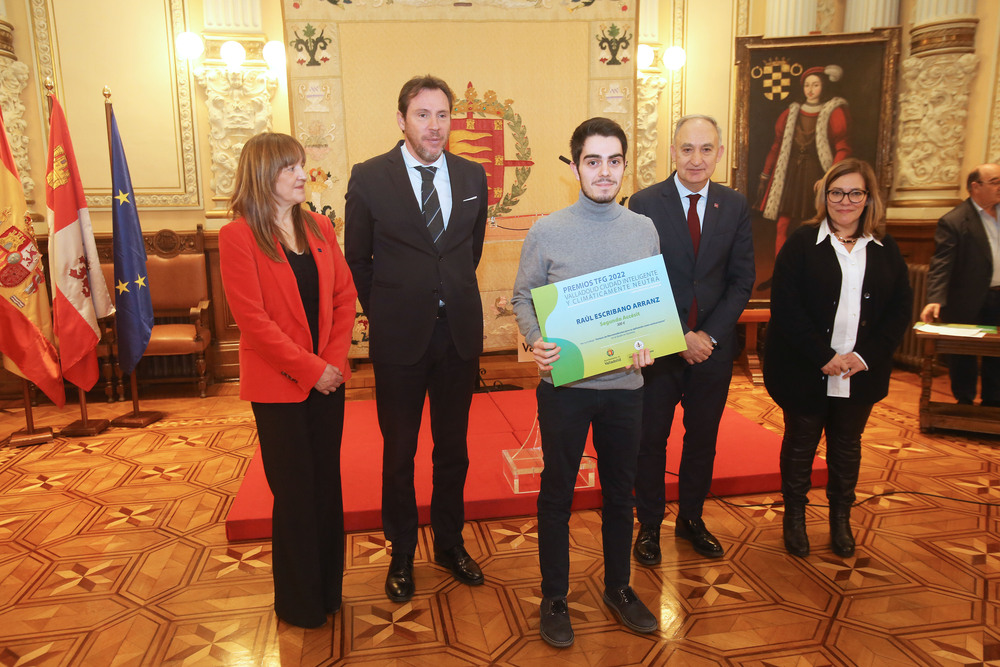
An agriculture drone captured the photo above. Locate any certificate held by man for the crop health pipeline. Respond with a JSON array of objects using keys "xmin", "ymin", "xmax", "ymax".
[{"xmin": 530, "ymin": 254, "xmax": 685, "ymax": 386}]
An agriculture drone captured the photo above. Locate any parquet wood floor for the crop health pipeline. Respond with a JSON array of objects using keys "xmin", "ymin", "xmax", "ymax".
[{"xmin": 1, "ymin": 370, "xmax": 999, "ymax": 666}]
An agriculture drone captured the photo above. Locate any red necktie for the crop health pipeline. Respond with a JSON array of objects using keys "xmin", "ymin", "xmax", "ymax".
[{"xmin": 687, "ymin": 193, "xmax": 701, "ymax": 329}]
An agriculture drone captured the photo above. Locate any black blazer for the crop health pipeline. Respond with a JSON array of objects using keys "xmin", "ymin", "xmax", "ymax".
[
  {"xmin": 763, "ymin": 224, "xmax": 912, "ymax": 412},
  {"xmin": 345, "ymin": 141, "xmax": 488, "ymax": 365},
  {"xmin": 628, "ymin": 174, "xmax": 755, "ymax": 360},
  {"xmin": 926, "ymin": 198, "xmax": 994, "ymax": 324}
]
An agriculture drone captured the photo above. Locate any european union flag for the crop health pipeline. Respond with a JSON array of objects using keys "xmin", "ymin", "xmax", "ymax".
[{"xmin": 110, "ymin": 110, "xmax": 153, "ymax": 376}]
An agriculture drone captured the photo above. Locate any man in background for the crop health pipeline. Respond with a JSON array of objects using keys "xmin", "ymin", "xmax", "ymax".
[{"xmin": 921, "ymin": 163, "xmax": 1000, "ymax": 406}]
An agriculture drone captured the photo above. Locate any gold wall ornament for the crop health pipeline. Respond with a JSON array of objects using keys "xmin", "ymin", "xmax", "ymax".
[{"xmin": 910, "ymin": 18, "xmax": 978, "ymax": 57}]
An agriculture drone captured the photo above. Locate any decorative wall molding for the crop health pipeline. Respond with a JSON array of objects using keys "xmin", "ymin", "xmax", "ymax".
[
  {"xmin": 895, "ymin": 52, "xmax": 978, "ymax": 190},
  {"xmin": 0, "ymin": 21, "xmax": 33, "ymax": 202},
  {"xmin": 636, "ymin": 74, "xmax": 666, "ymax": 189},
  {"xmin": 27, "ymin": 0, "xmax": 202, "ymax": 209},
  {"xmin": 194, "ymin": 67, "xmax": 276, "ymax": 206},
  {"xmin": 910, "ymin": 18, "xmax": 978, "ymax": 56}
]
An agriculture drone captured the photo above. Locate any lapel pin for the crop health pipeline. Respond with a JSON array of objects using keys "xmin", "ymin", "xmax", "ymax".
[{"xmin": 713, "ymin": 203, "xmax": 719, "ymax": 208}]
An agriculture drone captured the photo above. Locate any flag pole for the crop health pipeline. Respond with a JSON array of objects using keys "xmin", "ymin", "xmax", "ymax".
[
  {"xmin": 44, "ymin": 79, "xmax": 109, "ymax": 438},
  {"xmin": 6, "ymin": 379, "xmax": 54, "ymax": 447},
  {"xmin": 104, "ymin": 88, "xmax": 162, "ymax": 428}
]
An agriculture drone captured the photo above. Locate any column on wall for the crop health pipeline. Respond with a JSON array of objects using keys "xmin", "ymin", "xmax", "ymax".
[
  {"xmin": 0, "ymin": 4, "xmax": 33, "ymax": 206},
  {"xmin": 765, "ymin": 0, "xmax": 819, "ymax": 37},
  {"xmin": 892, "ymin": 0, "xmax": 978, "ymax": 205},
  {"xmin": 844, "ymin": 0, "xmax": 899, "ymax": 32}
]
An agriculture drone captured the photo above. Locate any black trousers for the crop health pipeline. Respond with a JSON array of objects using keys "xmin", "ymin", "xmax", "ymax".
[
  {"xmin": 779, "ymin": 398, "xmax": 873, "ymax": 509},
  {"xmin": 373, "ymin": 315, "xmax": 478, "ymax": 555},
  {"xmin": 634, "ymin": 353, "xmax": 733, "ymax": 523},
  {"xmin": 252, "ymin": 386, "xmax": 345, "ymax": 627},
  {"xmin": 948, "ymin": 289, "xmax": 1000, "ymax": 404},
  {"xmin": 535, "ymin": 381, "xmax": 643, "ymax": 599}
]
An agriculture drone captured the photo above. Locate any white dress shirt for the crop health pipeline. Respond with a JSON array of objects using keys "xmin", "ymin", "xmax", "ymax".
[
  {"xmin": 972, "ymin": 199, "xmax": 1000, "ymax": 287},
  {"xmin": 818, "ymin": 219, "xmax": 881, "ymax": 398},
  {"xmin": 400, "ymin": 145, "xmax": 452, "ymax": 230},
  {"xmin": 673, "ymin": 173, "xmax": 708, "ymax": 229}
]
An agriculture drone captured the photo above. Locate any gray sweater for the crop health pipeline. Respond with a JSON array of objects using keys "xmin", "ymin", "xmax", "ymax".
[{"xmin": 511, "ymin": 192, "xmax": 661, "ymax": 390}]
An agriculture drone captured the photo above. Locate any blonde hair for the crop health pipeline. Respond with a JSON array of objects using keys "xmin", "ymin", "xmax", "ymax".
[
  {"xmin": 807, "ymin": 157, "xmax": 885, "ymax": 240},
  {"xmin": 229, "ymin": 132, "xmax": 324, "ymax": 262}
]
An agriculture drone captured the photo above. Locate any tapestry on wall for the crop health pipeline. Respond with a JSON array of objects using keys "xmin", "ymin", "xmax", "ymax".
[{"xmin": 282, "ymin": 0, "xmax": 638, "ymax": 357}]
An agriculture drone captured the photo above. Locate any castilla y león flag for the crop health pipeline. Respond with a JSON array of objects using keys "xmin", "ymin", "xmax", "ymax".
[
  {"xmin": 46, "ymin": 97, "xmax": 113, "ymax": 390},
  {"xmin": 0, "ymin": 106, "xmax": 65, "ymax": 406}
]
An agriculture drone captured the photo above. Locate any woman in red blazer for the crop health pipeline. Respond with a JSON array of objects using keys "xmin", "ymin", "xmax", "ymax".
[{"xmin": 219, "ymin": 133, "xmax": 357, "ymax": 628}]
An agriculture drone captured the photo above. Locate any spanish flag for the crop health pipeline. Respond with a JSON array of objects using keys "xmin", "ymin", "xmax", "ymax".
[
  {"xmin": 46, "ymin": 96, "xmax": 113, "ymax": 390},
  {"xmin": 0, "ymin": 106, "xmax": 64, "ymax": 406}
]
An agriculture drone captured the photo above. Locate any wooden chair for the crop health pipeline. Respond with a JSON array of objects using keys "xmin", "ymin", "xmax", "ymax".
[
  {"xmin": 143, "ymin": 227, "xmax": 212, "ymax": 397},
  {"xmin": 101, "ymin": 227, "xmax": 212, "ymax": 398}
]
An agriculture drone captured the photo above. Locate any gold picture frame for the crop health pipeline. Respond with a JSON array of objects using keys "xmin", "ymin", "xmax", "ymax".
[{"xmin": 732, "ymin": 27, "xmax": 901, "ymax": 301}]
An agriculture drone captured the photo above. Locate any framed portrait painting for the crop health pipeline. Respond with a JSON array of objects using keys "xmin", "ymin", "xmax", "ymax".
[{"xmin": 733, "ymin": 27, "xmax": 901, "ymax": 302}]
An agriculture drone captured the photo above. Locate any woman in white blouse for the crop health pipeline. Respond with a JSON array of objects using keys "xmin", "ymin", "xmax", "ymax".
[{"xmin": 763, "ymin": 158, "xmax": 911, "ymax": 559}]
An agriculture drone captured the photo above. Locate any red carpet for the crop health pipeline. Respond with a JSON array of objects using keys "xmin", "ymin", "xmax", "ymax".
[{"xmin": 225, "ymin": 390, "xmax": 826, "ymax": 540}]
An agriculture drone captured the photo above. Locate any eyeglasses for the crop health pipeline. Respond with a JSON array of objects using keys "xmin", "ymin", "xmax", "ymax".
[
  {"xmin": 827, "ymin": 189, "xmax": 868, "ymax": 204},
  {"xmin": 974, "ymin": 178, "xmax": 1000, "ymax": 187}
]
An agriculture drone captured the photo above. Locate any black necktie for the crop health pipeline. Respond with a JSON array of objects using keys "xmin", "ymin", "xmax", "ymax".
[{"xmin": 417, "ymin": 166, "xmax": 444, "ymax": 246}]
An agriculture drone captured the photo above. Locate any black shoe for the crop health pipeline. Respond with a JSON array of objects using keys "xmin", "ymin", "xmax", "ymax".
[
  {"xmin": 633, "ymin": 523, "xmax": 661, "ymax": 566},
  {"xmin": 602, "ymin": 586, "xmax": 658, "ymax": 634},
  {"xmin": 434, "ymin": 544, "xmax": 484, "ymax": 585},
  {"xmin": 674, "ymin": 518, "xmax": 725, "ymax": 558},
  {"xmin": 384, "ymin": 552, "xmax": 415, "ymax": 602},
  {"xmin": 539, "ymin": 597, "xmax": 574, "ymax": 647},
  {"xmin": 830, "ymin": 511, "xmax": 855, "ymax": 558},
  {"xmin": 782, "ymin": 509, "xmax": 809, "ymax": 558}
]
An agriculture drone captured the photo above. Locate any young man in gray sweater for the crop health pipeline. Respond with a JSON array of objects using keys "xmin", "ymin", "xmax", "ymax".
[{"xmin": 511, "ymin": 117, "xmax": 661, "ymax": 648}]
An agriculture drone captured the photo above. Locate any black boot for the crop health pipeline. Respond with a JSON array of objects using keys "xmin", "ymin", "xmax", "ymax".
[
  {"xmin": 829, "ymin": 507, "xmax": 854, "ymax": 557},
  {"xmin": 782, "ymin": 505, "xmax": 809, "ymax": 557}
]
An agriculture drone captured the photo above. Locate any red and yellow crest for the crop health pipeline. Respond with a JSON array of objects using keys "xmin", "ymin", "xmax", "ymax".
[{"xmin": 449, "ymin": 83, "xmax": 534, "ymax": 218}]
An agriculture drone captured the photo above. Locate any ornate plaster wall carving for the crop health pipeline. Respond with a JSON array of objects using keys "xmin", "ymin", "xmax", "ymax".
[
  {"xmin": 194, "ymin": 67, "xmax": 276, "ymax": 204},
  {"xmin": 895, "ymin": 52, "xmax": 978, "ymax": 188},
  {"xmin": 636, "ymin": 74, "xmax": 666, "ymax": 189},
  {"xmin": 0, "ymin": 49, "xmax": 33, "ymax": 200},
  {"xmin": 817, "ymin": 0, "xmax": 837, "ymax": 34},
  {"xmin": 990, "ymin": 39, "xmax": 1000, "ymax": 162}
]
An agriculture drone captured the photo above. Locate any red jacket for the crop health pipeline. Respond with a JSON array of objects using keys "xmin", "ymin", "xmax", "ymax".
[{"xmin": 219, "ymin": 213, "xmax": 357, "ymax": 402}]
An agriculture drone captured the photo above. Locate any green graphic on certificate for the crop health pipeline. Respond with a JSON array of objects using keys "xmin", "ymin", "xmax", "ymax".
[{"xmin": 531, "ymin": 255, "xmax": 686, "ymax": 386}]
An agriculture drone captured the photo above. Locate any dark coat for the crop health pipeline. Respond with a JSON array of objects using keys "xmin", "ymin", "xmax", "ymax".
[
  {"xmin": 627, "ymin": 174, "xmax": 755, "ymax": 361},
  {"xmin": 763, "ymin": 224, "xmax": 912, "ymax": 412},
  {"xmin": 926, "ymin": 198, "xmax": 994, "ymax": 324},
  {"xmin": 344, "ymin": 141, "xmax": 488, "ymax": 364}
]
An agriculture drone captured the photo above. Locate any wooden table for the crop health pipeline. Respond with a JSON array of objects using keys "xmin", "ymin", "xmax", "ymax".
[{"xmin": 916, "ymin": 329, "xmax": 1000, "ymax": 434}]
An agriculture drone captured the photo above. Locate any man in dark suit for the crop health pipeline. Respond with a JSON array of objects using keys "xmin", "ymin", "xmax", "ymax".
[
  {"xmin": 628, "ymin": 115, "xmax": 755, "ymax": 563},
  {"xmin": 921, "ymin": 163, "xmax": 1000, "ymax": 405},
  {"xmin": 345, "ymin": 75, "xmax": 489, "ymax": 602}
]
